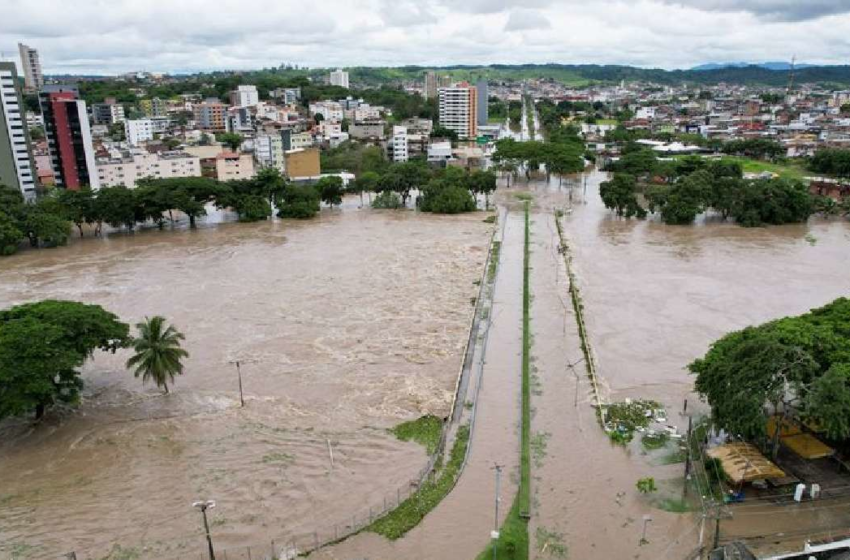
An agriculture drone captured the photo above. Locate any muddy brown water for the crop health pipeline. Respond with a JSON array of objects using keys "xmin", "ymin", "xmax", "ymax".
[
  {"xmin": 518, "ymin": 170, "xmax": 850, "ymax": 559},
  {"xmin": 0, "ymin": 204, "xmax": 491, "ymax": 560}
]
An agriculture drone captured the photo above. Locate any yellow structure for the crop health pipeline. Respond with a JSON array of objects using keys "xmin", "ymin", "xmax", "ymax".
[
  {"xmin": 706, "ymin": 442, "xmax": 785, "ymax": 484},
  {"xmin": 284, "ymin": 148, "xmax": 320, "ymax": 179}
]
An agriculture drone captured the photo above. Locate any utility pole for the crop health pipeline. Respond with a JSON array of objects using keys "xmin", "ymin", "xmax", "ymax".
[
  {"xmin": 231, "ymin": 360, "xmax": 244, "ymax": 407},
  {"xmin": 193, "ymin": 500, "xmax": 217, "ymax": 560},
  {"xmin": 492, "ymin": 464, "xmax": 503, "ymax": 560},
  {"xmin": 640, "ymin": 514, "xmax": 652, "ymax": 545}
]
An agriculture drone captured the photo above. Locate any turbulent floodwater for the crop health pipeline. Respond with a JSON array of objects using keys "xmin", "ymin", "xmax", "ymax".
[{"xmin": 0, "ymin": 205, "xmax": 490, "ymax": 560}]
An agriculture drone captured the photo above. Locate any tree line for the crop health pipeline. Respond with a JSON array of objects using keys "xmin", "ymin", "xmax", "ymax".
[
  {"xmin": 0, "ymin": 300, "xmax": 189, "ymax": 421},
  {"xmin": 691, "ymin": 298, "xmax": 850, "ymax": 457},
  {"xmin": 599, "ymin": 153, "xmax": 838, "ymax": 226}
]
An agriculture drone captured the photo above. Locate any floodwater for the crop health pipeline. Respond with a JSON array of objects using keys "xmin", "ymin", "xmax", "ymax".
[
  {"xmin": 0, "ymin": 203, "xmax": 491, "ymax": 560},
  {"xmin": 520, "ymin": 169, "xmax": 850, "ymax": 558}
]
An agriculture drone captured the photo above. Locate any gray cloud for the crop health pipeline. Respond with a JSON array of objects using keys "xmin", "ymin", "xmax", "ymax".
[
  {"xmin": 504, "ymin": 9, "xmax": 552, "ymax": 31},
  {"xmin": 656, "ymin": 0, "xmax": 850, "ymax": 21}
]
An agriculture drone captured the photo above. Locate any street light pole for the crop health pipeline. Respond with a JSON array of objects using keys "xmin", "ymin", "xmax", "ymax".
[
  {"xmin": 641, "ymin": 514, "xmax": 652, "ymax": 545},
  {"xmin": 193, "ymin": 500, "xmax": 217, "ymax": 560},
  {"xmin": 230, "ymin": 360, "xmax": 244, "ymax": 407},
  {"xmin": 492, "ymin": 464, "xmax": 503, "ymax": 560}
]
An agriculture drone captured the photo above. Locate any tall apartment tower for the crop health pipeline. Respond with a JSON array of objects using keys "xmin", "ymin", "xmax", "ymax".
[
  {"xmin": 0, "ymin": 62, "xmax": 37, "ymax": 198},
  {"xmin": 424, "ymin": 72, "xmax": 437, "ymax": 100},
  {"xmin": 476, "ymin": 79, "xmax": 489, "ymax": 126},
  {"xmin": 17, "ymin": 43, "xmax": 44, "ymax": 91},
  {"xmin": 229, "ymin": 85, "xmax": 259, "ymax": 107},
  {"xmin": 39, "ymin": 85, "xmax": 99, "ymax": 190},
  {"xmin": 329, "ymin": 69, "xmax": 349, "ymax": 89},
  {"xmin": 438, "ymin": 82, "xmax": 478, "ymax": 140}
]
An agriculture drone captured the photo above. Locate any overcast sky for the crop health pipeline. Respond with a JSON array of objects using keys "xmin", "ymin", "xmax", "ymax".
[{"xmin": 1, "ymin": 0, "xmax": 849, "ymax": 75}]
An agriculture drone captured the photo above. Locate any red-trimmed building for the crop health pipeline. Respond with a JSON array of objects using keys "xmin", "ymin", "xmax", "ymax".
[{"xmin": 39, "ymin": 85, "xmax": 99, "ymax": 190}]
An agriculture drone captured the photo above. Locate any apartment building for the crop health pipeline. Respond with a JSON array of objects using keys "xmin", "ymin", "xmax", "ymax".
[
  {"xmin": 0, "ymin": 62, "xmax": 37, "ymax": 198},
  {"xmin": 349, "ymin": 122, "xmax": 387, "ymax": 140},
  {"xmin": 329, "ymin": 69, "xmax": 349, "ymax": 89},
  {"xmin": 255, "ymin": 133, "xmax": 286, "ymax": 173},
  {"xmin": 438, "ymin": 83, "xmax": 478, "ymax": 140},
  {"xmin": 205, "ymin": 152, "xmax": 255, "ymax": 181},
  {"xmin": 390, "ymin": 126, "xmax": 409, "ymax": 162},
  {"xmin": 230, "ymin": 85, "xmax": 259, "ymax": 108},
  {"xmin": 476, "ymin": 79, "xmax": 489, "ymax": 126},
  {"xmin": 140, "ymin": 97, "xmax": 167, "ymax": 118},
  {"xmin": 92, "ymin": 102, "xmax": 126, "ymax": 125},
  {"xmin": 125, "ymin": 119, "xmax": 154, "ymax": 146},
  {"xmin": 97, "ymin": 151, "xmax": 201, "ymax": 188},
  {"xmin": 309, "ymin": 101, "xmax": 344, "ymax": 122},
  {"xmin": 39, "ymin": 85, "xmax": 99, "ymax": 189},
  {"xmin": 424, "ymin": 72, "xmax": 437, "ymax": 100},
  {"xmin": 17, "ymin": 43, "xmax": 43, "ymax": 91},
  {"xmin": 193, "ymin": 101, "xmax": 228, "ymax": 132},
  {"xmin": 284, "ymin": 148, "xmax": 320, "ymax": 179},
  {"xmin": 280, "ymin": 129, "xmax": 314, "ymax": 151}
]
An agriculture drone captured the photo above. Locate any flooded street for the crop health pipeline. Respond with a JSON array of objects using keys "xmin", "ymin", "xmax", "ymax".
[{"xmin": 0, "ymin": 205, "xmax": 491, "ymax": 559}]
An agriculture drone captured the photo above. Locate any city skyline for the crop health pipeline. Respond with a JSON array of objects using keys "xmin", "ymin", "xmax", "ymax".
[{"xmin": 1, "ymin": 0, "xmax": 850, "ymax": 75}]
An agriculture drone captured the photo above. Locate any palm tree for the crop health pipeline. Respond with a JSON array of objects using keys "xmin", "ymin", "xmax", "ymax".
[{"xmin": 126, "ymin": 316, "xmax": 189, "ymax": 394}]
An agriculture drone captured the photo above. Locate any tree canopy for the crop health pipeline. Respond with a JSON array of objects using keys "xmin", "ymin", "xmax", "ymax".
[
  {"xmin": 0, "ymin": 300, "xmax": 130, "ymax": 420},
  {"xmin": 690, "ymin": 298, "xmax": 850, "ymax": 446}
]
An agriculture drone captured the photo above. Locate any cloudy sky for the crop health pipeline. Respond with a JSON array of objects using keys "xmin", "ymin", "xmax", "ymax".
[{"xmin": 1, "ymin": 0, "xmax": 849, "ymax": 74}]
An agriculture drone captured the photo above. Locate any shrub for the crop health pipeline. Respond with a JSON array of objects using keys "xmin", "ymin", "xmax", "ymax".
[{"xmin": 372, "ymin": 191, "xmax": 404, "ymax": 209}]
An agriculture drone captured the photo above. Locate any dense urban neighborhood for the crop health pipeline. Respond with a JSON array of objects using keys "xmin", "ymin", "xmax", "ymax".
[{"xmin": 1, "ymin": 33, "xmax": 850, "ymax": 560}]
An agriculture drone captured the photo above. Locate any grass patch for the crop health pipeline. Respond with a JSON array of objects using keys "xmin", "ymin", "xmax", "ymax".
[
  {"xmin": 390, "ymin": 415, "xmax": 443, "ymax": 455},
  {"xmin": 656, "ymin": 497, "xmax": 693, "ymax": 513},
  {"xmin": 520, "ymin": 201, "xmax": 531, "ymax": 517},
  {"xmin": 475, "ymin": 497, "xmax": 529, "ymax": 560},
  {"xmin": 604, "ymin": 400, "xmax": 663, "ymax": 445},
  {"xmin": 99, "ymin": 545, "xmax": 141, "ymax": 560},
  {"xmin": 531, "ymin": 432, "xmax": 550, "ymax": 468},
  {"xmin": 483, "ymin": 214, "xmax": 497, "ymax": 224},
  {"xmin": 641, "ymin": 431, "xmax": 670, "ymax": 450},
  {"xmin": 488, "ymin": 240, "xmax": 502, "ymax": 283},
  {"xmin": 261, "ymin": 452, "xmax": 294, "ymax": 465},
  {"xmin": 368, "ymin": 425, "xmax": 469, "ymax": 540},
  {"xmin": 535, "ymin": 526, "xmax": 569, "ymax": 558},
  {"xmin": 514, "ymin": 192, "xmax": 533, "ymax": 201}
]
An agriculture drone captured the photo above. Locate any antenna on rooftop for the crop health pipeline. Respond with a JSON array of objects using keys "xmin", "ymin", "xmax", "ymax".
[{"xmin": 786, "ymin": 55, "xmax": 797, "ymax": 94}]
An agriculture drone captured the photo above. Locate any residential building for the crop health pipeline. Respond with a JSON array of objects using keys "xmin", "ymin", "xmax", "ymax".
[
  {"xmin": 0, "ymin": 62, "xmax": 37, "ymax": 198},
  {"xmin": 349, "ymin": 122, "xmax": 387, "ymax": 140},
  {"xmin": 17, "ymin": 43, "xmax": 43, "ymax": 91},
  {"xmin": 284, "ymin": 148, "xmax": 320, "ymax": 179},
  {"xmin": 92, "ymin": 102, "xmax": 126, "ymax": 125},
  {"xmin": 206, "ymin": 152, "xmax": 255, "ymax": 181},
  {"xmin": 230, "ymin": 85, "xmax": 259, "ymax": 108},
  {"xmin": 427, "ymin": 140, "xmax": 454, "ymax": 164},
  {"xmin": 391, "ymin": 126, "xmax": 409, "ymax": 162},
  {"xmin": 281, "ymin": 129, "xmax": 314, "ymax": 151},
  {"xmin": 476, "ymin": 79, "xmax": 489, "ymax": 126},
  {"xmin": 124, "ymin": 119, "xmax": 154, "ymax": 146},
  {"xmin": 329, "ymin": 69, "xmax": 349, "ymax": 89},
  {"xmin": 97, "ymin": 151, "xmax": 201, "ymax": 188},
  {"xmin": 254, "ymin": 133, "xmax": 286, "ymax": 173},
  {"xmin": 309, "ymin": 101, "xmax": 344, "ymax": 122},
  {"xmin": 140, "ymin": 97, "xmax": 167, "ymax": 118},
  {"xmin": 318, "ymin": 120, "xmax": 342, "ymax": 138},
  {"xmin": 271, "ymin": 87, "xmax": 301, "ymax": 104},
  {"xmin": 438, "ymin": 83, "xmax": 478, "ymax": 140},
  {"xmin": 193, "ymin": 101, "xmax": 228, "ymax": 132},
  {"xmin": 39, "ymin": 85, "xmax": 99, "ymax": 190},
  {"xmin": 226, "ymin": 106, "xmax": 254, "ymax": 133},
  {"xmin": 401, "ymin": 117, "xmax": 433, "ymax": 135},
  {"xmin": 424, "ymin": 71, "xmax": 438, "ymax": 100}
]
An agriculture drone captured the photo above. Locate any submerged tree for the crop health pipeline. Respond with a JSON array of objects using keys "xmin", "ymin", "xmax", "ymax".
[{"xmin": 126, "ymin": 316, "xmax": 189, "ymax": 394}]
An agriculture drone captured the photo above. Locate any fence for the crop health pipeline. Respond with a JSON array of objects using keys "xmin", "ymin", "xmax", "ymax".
[{"xmin": 58, "ymin": 218, "xmax": 505, "ymax": 560}]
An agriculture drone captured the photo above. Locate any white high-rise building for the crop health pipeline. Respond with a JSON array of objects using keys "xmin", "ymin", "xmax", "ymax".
[
  {"xmin": 230, "ymin": 85, "xmax": 259, "ymax": 108},
  {"xmin": 391, "ymin": 126, "xmax": 409, "ymax": 162},
  {"xmin": 124, "ymin": 119, "xmax": 155, "ymax": 146},
  {"xmin": 17, "ymin": 43, "xmax": 44, "ymax": 91},
  {"xmin": 0, "ymin": 62, "xmax": 36, "ymax": 198},
  {"xmin": 329, "ymin": 69, "xmax": 349, "ymax": 89},
  {"xmin": 438, "ymin": 83, "xmax": 478, "ymax": 140}
]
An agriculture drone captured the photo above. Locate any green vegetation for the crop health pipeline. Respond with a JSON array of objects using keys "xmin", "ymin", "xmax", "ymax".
[
  {"xmin": 368, "ymin": 425, "xmax": 469, "ymax": 540},
  {"xmin": 810, "ymin": 148, "xmax": 850, "ymax": 178},
  {"xmin": 535, "ymin": 527, "xmax": 568, "ymax": 558},
  {"xmin": 0, "ymin": 300, "xmax": 130, "ymax": 420},
  {"xmin": 390, "ymin": 415, "xmax": 443, "ymax": 455},
  {"xmin": 656, "ymin": 497, "xmax": 692, "ymax": 513},
  {"xmin": 372, "ymin": 191, "xmax": 404, "ymax": 209},
  {"xmin": 487, "ymin": 240, "xmax": 501, "ymax": 283},
  {"xmin": 641, "ymin": 431, "xmax": 671, "ymax": 450},
  {"xmin": 126, "ymin": 316, "xmax": 189, "ymax": 394},
  {"xmin": 278, "ymin": 184, "xmax": 321, "ymax": 219},
  {"xmin": 604, "ymin": 400, "xmax": 663, "ymax": 444},
  {"xmin": 636, "ymin": 477, "xmax": 658, "ymax": 494},
  {"xmin": 520, "ymin": 202, "xmax": 532, "ymax": 517},
  {"xmin": 601, "ymin": 156, "xmax": 816, "ymax": 227},
  {"xmin": 691, "ymin": 298, "xmax": 850, "ymax": 451},
  {"xmin": 261, "ymin": 452, "xmax": 294, "ymax": 465},
  {"xmin": 476, "ymin": 497, "xmax": 529, "ymax": 560}
]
